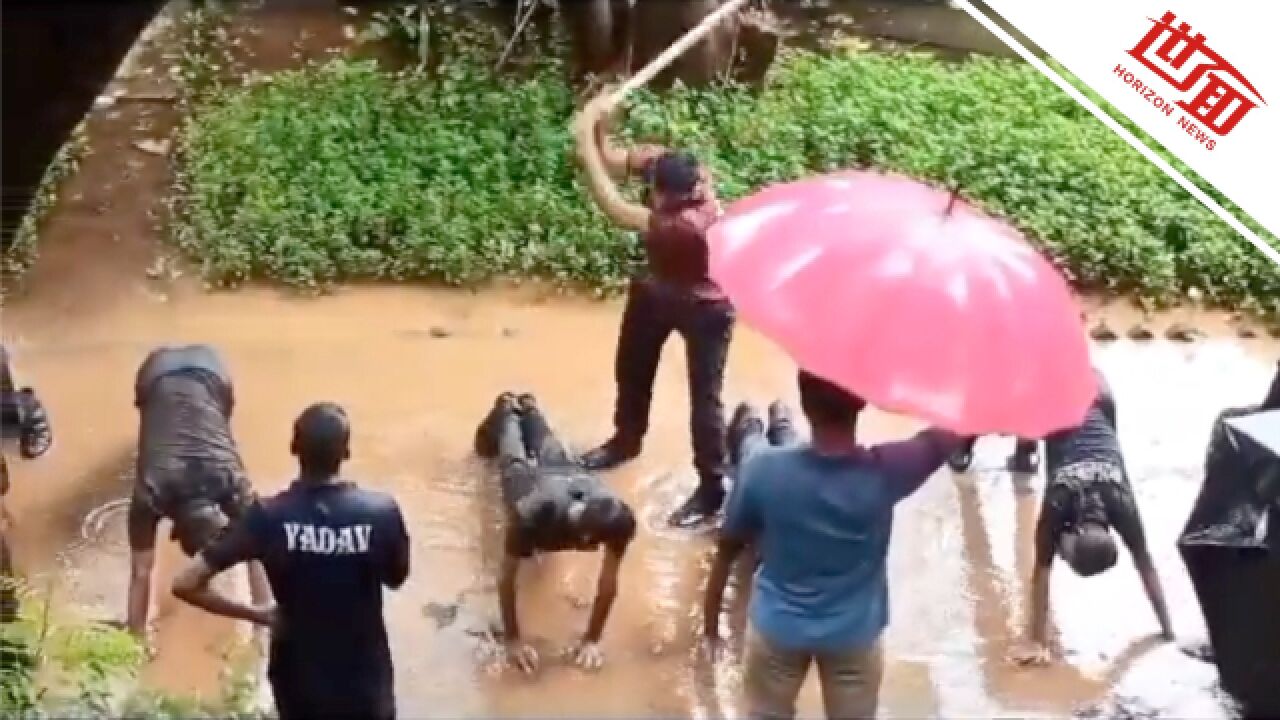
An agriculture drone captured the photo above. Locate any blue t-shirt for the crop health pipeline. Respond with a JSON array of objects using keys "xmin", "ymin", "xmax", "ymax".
[{"xmin": 722, "ymin": 429, "xmax": 959, "ymax": 652}]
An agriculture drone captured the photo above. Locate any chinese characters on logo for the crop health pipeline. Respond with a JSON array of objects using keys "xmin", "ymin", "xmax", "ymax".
[{"xmin": 1115, "ymin": 11, "xmax": 1265, "ymax": 149}]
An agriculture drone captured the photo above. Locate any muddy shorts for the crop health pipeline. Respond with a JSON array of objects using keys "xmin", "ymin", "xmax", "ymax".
[{"xmin": 128, "ymin": 459, "xmax": 255, "ymax": 551}]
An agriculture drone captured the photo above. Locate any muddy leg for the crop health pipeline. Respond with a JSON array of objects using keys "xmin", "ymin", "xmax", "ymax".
[
  {"xmin": 1007, "ymin": 438, "xmax": 1040, "ymax": 474},
  {"xmin": 727, "ymin": 403, "xmax": 766, "ymax": 469},
  {"xmin": 474, "ymin": 392, "xmax": 519, "ymax": 459},
  {"xmin": 766, "ymin": 402, "xmax": 798, "ymax": 447},
  {"xmin": 516, "ymin": 395, "xmax": 572, "ymax": 467},
  {"xmin": 668, "ymin": 298, "xmax": 734, "ymax": 528}
]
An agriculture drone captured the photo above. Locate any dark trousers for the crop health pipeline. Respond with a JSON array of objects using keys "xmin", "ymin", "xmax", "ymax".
[
  {"xmin": 269, "ymin": 653, "xmax": 395, "ymax": 720},
  {"xmin": 613, "ymin": 280, "xmax": 735, "ymax": 487},
  {"xmin": 732, "ymin": 411, "xmax": 798, "ymax": 572},
  {"xmin": 736, "ymin": 415, "xmax": 800, "ymax": 464},
  {"xmin": 272, "ymin": 685, "xmax": 394, "ymax": 720},
  {"xmin": 497, "ymin": 403, "xmax": 573, "ymax": 507}
]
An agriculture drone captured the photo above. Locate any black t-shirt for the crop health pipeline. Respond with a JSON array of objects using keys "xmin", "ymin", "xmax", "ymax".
[
  {"xmin": 1044, "ymin": 368, "xmax": 1122, "ymax": 473},
  {"xmin": 503, "ymin": 464, "xmax": 635, "ymax": 558},
  {"xmin": 130, "ymin": 346, "xmax": 247, "ymax": 550},
  {"xmin": 135, "ymin": 346, "xmax": 241, "ymax": 492},
  {"xmin": 1035, "ymin": 369, "xmax": 1151, "ymax": 563},
  {"xmin": 203, "ymin": 480, "xmax": 410, "ymax": 709}
]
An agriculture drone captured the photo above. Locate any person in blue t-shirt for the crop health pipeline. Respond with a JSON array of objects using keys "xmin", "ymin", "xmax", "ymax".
[{"xmin": 702, "ymin": 370, "xmax": 963, "ymax": 720}]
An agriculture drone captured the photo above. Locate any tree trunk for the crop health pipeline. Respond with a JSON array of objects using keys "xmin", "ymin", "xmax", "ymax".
[
  {"xmin": 728, "ymin": 7, "xmax": 783, "ymax": 87},
  {"xmin": 627, "ymin": 0, "xmax": 781, "ymax": 89},
  {"xmin": 560, "ymin": 0, "xmax": 633, "ymax": 82},
  {"xmin": 629, "ymin": 0, "xmax": 729, "ymax": 89}
]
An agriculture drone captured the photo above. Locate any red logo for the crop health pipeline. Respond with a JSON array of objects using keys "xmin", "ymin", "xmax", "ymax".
[{"xmin": 1126, "ymin": 11, "xmax": 1266, "ymax": 138}]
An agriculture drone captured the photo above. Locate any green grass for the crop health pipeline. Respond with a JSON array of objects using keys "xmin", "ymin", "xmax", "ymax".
[
  {"xmin": 1, "ymin": 576, "xmax": 265, "ymax": 719},
  {"xmin": 171, "ymin": 24, "xmax": 1280, "ymax": 317}
]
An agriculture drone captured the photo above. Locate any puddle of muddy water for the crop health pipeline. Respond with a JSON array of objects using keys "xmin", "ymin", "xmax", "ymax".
[{"xmin": 4, "ymin": 270, "xmax": 1276, "ymax": 718}]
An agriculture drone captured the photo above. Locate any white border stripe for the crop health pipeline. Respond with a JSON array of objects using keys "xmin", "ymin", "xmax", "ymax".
[{"xmin": 954, "ymin": 1, "xmax": 1280, "ymax": 269}]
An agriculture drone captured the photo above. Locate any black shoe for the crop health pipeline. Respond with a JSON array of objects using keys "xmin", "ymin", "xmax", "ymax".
[
  {"xmin": 18, "ymin": 388, "xmax": 51, "ymax": 460},
  {"xmin": 515, "ymin": 393, "xmax": 538, "ymax": 414},
  {"xmin": 668, "ymin": 481, "xmax": 726, "ymax": 529},
  {"xmin": 1007, "ymin": 451, "xmax": 1039, "ymax": 475},
  {"xmin": 767, "ymin": 401, "xmax": 795, "ymax": 444},
  {"xmin": 580, "ymin": 436, "xmax": 641, "ymax": 471},
  {"xmin": 947, "ymin": 448, "xmax": 973, "ymax": 473},
  {"xmin": 474, "ymin": 392, "xmax": 518, "ymax": 458},
  {"xmin": 726, "ymin": 403, "xmax": 764, "ymax": 467}
]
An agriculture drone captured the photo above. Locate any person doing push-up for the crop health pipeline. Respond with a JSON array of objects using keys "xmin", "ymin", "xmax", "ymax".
[{"xmin": 473, "ymin": 393, "xmax": 637, "ymax": 674}]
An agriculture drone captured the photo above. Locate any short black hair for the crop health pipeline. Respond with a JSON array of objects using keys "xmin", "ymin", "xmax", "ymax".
[
  {"xmin": 1059, "ymin": 522, "xmax": 1118, "ymax": 577},
  {"xmin": 292, "ymin": 402, "xmax": 350, "ymax": 475},
  {"xmin": 648, "ymin": 151, "xmax": 700, "ymax": 197},
  {"xmin": 797, "ymin": 369, "xmax": 866, "ymax": 428}
]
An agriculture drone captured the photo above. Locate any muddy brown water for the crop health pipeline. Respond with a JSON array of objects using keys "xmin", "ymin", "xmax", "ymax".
[
  {"xmin": 5, "ymin": 272, "xmax": 1275, "ymax": 719},
  {"xmin": 2, "ymin": 3, "xmax": 1277, "ymax": 717}
]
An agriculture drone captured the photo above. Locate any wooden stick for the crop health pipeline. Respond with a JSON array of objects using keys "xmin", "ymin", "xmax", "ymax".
[{"xmin": 607, "ymin": 0, "xmax": 752, "ymax": 105}]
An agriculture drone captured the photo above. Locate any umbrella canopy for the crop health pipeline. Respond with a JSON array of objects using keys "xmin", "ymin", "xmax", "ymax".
[{"xmin": 707, "ymin": 170, "xmax": 1094, "ymax": 437}]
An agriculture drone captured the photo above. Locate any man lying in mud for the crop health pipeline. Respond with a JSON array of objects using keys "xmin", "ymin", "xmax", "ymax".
[
  {"xmin": 0, "ymin": 344, "xmax": 54, "ymax": 459},
  {"xmin": 1014, "ymin": 366, "xmax": 1174, "ymax": 665},
  {"xmin": 701, "ymin": 400, "xmax": 797, "ymax": 640},
  {"xmin": 125, "ymin": 344, "xmax": 270, "ymax": 640},
  {"xmin": 473, "ymin": 392, "xmax": 637, "ymax": 674}
]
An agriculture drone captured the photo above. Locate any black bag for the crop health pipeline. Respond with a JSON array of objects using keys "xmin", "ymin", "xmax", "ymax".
[{"xmin": 1178, "ymin": 408, "xmax": 1280, "ymax": 718}]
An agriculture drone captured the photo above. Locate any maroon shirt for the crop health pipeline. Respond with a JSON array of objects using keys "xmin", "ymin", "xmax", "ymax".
[{"xmin": 627, "ymin": 145, "xmax": 725, "ymax": 301}]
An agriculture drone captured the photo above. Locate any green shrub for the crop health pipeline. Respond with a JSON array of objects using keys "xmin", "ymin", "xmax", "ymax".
[
  {"xmin": 1, "ymin": 578, "xmax": 146, "ymax": 718},
  {"xmin": 1, "ymin": 577, "xmax": 265, "ymax": 719},
  {"xmin": 173, "ymin": 36, "xmax": 1280, "ymax": 316}
]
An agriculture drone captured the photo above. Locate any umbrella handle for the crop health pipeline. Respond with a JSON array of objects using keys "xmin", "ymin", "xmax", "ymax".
[{"xmin": 607, "ymin": 0, "xmax": 753, "ymax": 106}]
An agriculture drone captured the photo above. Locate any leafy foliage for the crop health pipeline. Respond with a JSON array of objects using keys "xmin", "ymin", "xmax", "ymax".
[
  {"xmin": 0, "ymin": 574, "xmax": 267, "ymax": 719},
  {"xmin": 173, "ymin": 23, "xmax": 1279, "ymax": 316},
  {"xmin": 1, "ymin": 576, "xmax": 145, "ymax": 718}
]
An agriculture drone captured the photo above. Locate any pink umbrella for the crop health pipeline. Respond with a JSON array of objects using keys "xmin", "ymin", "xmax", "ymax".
[{"xmin": 708, "ymin": 170, "xmax": 1095, "ymax": 438}]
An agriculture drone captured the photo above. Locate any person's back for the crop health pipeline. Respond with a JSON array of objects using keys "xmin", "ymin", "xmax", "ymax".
[
  {"xmin": 187, "ymin": 402, "xmax": 409, "ymax": 720},
  {"xmin": 136, "ymin": 345, "xmax": 238, "ymax": 479},
  {"xmin": 743, "ymin": 440, "xmax": 942, "ymax": 652},
  {"xmin": 251, "ymin": 482, "xmax": 403, "ymax": 681},
  {"xmin": 715, "ymin": 370, "xmax": 960, "ymax": 720}
]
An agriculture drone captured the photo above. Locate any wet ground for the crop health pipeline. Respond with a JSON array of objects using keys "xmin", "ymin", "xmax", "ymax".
[
  {"xmin": 2, "ymin": 1, "xmax": 1275, "ymax": 717},
  {"xmin": 6, "ymin": 270, "xmax": 1271, "ymax": 719}
]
